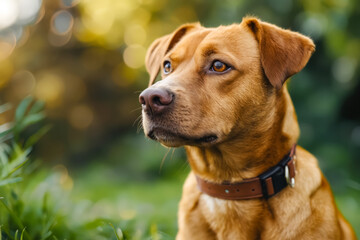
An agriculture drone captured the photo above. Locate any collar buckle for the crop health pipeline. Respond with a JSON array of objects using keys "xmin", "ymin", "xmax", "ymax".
[{"xmin": 285, "ymin": 165, "xmax": 295, "ymax": 188}]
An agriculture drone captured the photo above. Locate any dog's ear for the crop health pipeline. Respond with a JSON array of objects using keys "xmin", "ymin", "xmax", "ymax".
[
  {"xmin": 145, "ymin": 23, "xmax": 201, "ymax": 86},
  {"xmin": 243, "ymin": 17, "xmax": 315, "ymax": 90}
]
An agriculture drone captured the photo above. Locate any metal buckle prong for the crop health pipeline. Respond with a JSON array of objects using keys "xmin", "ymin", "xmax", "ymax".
[{"xmin": 285, "ymin": 165, "xmax": 295, "ymax": 188}]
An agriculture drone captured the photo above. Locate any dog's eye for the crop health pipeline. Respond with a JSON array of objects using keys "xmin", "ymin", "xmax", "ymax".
[
  {"xmin": 211, "ymin": 61, "xmax": 229, "ymax": 72},
  {"xmin": 163, "ymin": 61, "xmax": 172, "ymax": 74}
]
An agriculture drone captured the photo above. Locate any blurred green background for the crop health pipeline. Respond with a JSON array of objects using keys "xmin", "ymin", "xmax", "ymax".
[{"xmin": 0, "ymin": 0, "xmax": 359, "ymax": 239}]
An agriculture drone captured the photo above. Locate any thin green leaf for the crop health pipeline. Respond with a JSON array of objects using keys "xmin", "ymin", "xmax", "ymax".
[
  {"xmin": 20, "ymin": 228, "xmax": 26, "ymax": 240},
  {"xmin": 42, "ymin": 192, "xmax": 49, "ymax": 215},
  {"xmin": 40, "ymin": 230, "xmax": 52, "ymax": 240},
  {"xmin": 0, "ymin": 198, "xmax": 25, "ymax": 231},
  {"xmin": 150, "ymin": 223, "xmax": 160, "ymax": 240},
  {"xmin": 0, "ymin": 103, "xmax": 12, "ymax": 114},
  {"xmin": 108, "ymin": 223, "xmax": 123, "ymax": 240},
  {"xmin": 41, "ymin": 215, "xmax": 56, "ymax": 240},
  {"xmin": 0, "ymin": 143, "xmax": 10, "ymax": 166},
  {"xmin": 3, "ymin": 148, "xmax": 31, "ymax": 178},
  {"xmin": 10, "ymin": 189, "xmax": 18, "ymax": 201},
  {"xmin": 0, "ymin": 128, "xmax": 12, "ymax": 139},
  {"xmin": 12, "ymin": 143, "xmax": 25, "ymax": 156},
  {"xmin": 16, "ymin": 112, "xmax": 45, "ymax": 132},
  {"xmin": 84, "ymin": 218, "xmax": 113, "ymax": 230},
  {"xmin": 0, "ymin": 143, "xmax": 11, "ymax": 154},
  {"xmin": 0, "ymin": 177, "xmax": 23, "ymax": 187},
  {"xmin": 0, "ymin": 123, "xmax": 14, "ymax": 141},
  {"xmin": 0, "ymin": 133, "xmax": 14, "ymax": 144},
  {"xmin": 14, "ymin": 229, "xmax": 18, "ymax": 240},
  {"xmin": 15, "ymin": 96, "xmax": 33, "ymax": 122},
  {"xmin": 29, "ymin": 100, "xmax": 45, "ymax": 114},
  {"xmin": 25, "ymin": 124, "xmax": 51, "ymax": 149}
]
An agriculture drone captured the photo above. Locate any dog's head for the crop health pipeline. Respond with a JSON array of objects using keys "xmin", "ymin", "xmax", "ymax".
[{"xmin": 140, "ymin": 17, "xmax": 315, "ymax": 148}]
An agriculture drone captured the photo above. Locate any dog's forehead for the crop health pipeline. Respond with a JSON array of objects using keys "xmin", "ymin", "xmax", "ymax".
[
  {"xmin": 167, "ymin": 29, "xmax": 212, "ymax": 61},
  {"xmin": 168, "ymin": 24, "xmax": 258, "ymax": 61}
]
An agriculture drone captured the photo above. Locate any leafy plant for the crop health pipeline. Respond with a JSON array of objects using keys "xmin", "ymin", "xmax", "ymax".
[
  {"xmin": 0, "ymin": 97, "xmax": 179, "ymax": 240},
  {"xmin": 0, "ymin": 97, "xmax": 123, "ymax": 240},
  {"xmin": 0, "ymin": 96, "xmax": 50, "ymax": 239}
]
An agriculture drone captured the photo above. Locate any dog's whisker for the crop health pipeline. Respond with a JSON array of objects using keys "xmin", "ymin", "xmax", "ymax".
[
  {"xmin": 137, "ymin": 126, "xmax": 143, "ymax": 134},
  {"xmin": 159, "ymin": 147, "xmax": 172, "ymax": 173},
  {"xmin": 133, "ymin": 114, "xmax": 142, "ymax": 127},
  {"xmin": 178, "ymin": 158, "xmax": 190, "ymax": 174},
  {"xmin": 136, "ymin": 120, "xmax": 143, "ymax": 133},
  {"xmin": 170, "ymin": 148, "xmax": 176, "ymax": 161},
  {"xmin": 130, "ymin": 107, "xmax": 142, "ymax": 114}
]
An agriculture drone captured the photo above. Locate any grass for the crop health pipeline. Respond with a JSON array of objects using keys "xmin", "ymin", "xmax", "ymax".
[{"xmin": 70, "ymin": 163, "xmax": 187, "ymax": 239}]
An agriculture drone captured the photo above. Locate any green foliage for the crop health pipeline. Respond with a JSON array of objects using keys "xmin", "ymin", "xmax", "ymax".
[
  {"xmin": 0, "ymin": 97, "xmax": 184, "ymax": 240},
  {"xmin": 0, "ymin": 98, "xmax": 120, "ymax": 239}
]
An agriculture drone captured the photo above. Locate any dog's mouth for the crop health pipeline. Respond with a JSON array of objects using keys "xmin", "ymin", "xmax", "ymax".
[{"xmin": 147, "ymin": 127, "xmax": 218, "ymax": 147}]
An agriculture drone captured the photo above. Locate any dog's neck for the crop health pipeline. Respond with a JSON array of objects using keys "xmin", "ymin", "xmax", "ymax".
[{"xmin": 185, "ymin": 87, "xmax": 299, "ymax": 183}]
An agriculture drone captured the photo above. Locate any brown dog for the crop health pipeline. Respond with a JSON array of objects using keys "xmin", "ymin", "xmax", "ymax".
[{"xmin": 139, "ymin": 17, "xmax": 356, "ymax": 240}]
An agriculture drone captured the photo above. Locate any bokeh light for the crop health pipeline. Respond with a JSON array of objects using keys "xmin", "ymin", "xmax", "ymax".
[
  {"xmin": 51, "ymin": 10, "xmax": 74, "ymax": 35},
  {"xmin": 332, "ymin": 57, "xmax": 357, "ymax": 84},
  {"xmin": 0, "ymin": 32, "xmax": 16, "ymax": 61},
  {"xmin": 0, "ymin": 0, "xmax": 19, "ymax": 31},
  {"xmin": 61, "ymin": 0, "xmax": 80, "ymax": 8},
  {"xmin": 124, "ymin": 24, "xmax": 147, "ymax": 46},
  {"xmin": 17, "ymin": 0, "xmax": 42, "ymax": 24},
  {"xmin": 10, "ymin": 70, "xmax": 36, "ymax": 98},
  {"xmin": 35, "ymin": 72, "xmax": 65, "ymax": 108},
  {"xmin": 0, "ymin": 59, "xmax": 13, "ymax": 88},
  {"xmin": 68, "ymin": 104, "xmax": 94, "ymax": 129},
  {"xmin": 123, "ymin": 44, "xmax": 146, "ymax": 69},
  {"xmin": 0, "ymin": 0, "xmax": 42, "ymax": 43},
  {"xmin": 80, "ymin": 0, "xmax": 116, "ymax": 35}
]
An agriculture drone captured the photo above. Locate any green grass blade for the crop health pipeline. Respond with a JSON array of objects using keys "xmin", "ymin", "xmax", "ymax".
[
  {"xmin": 40, "ymin": 230, "xmax": 52, "ymax": 240},
  {"xmin": 0, "ymin": 103, "xmax": 12, "ymax": 114},
  {"xmin": 17, "ymin": 112, "xmax": 45, "ymax": 132},
  {"xmin": 0, "ymin": 143, "xmax": 10, "ymax": 166},
  {"xmin": 15, "ymin": 96, "xmax": 33, "ymax": 122},
  {"xmin": 20, "ymin": 228, "xmax": 26, "ymax": 240},
  {"xmin": 150, "ymin": 223, "xmax": 160, "ymax": 240},
  {"xmin": 14, "ymin": 229, "xmax": 18, "ymax": 240},
  {"xmin": 108, "ymin": 223, "xmax": 123, "ymax": 240},
  {"xmin": 28, "ymin": 101, "xmax": 45, "ymax": 115},
  {"xmin": 0, "ymin": 124, "xmax": 13, "ymax": 139},
  {"xmin": 3, "ymin": 148, "xmax": 31, "ymax": 178},
  {"xmin": 0, "ymin": 199, "xmax": 31, "ymax": 240},
  {"xmin": 24, "ymin": 125, "xmax": 51, "ymax": 149},
  {"xmin": 0, "ymin": 177, "xmax": 23, "ymax": 187},
  {"xmin": 0, "ymin": 198, "xmax": 25, "ymax": 231}
]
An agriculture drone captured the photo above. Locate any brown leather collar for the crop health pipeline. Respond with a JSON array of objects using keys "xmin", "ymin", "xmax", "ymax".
[{"xmin": 196, "ymin": 144, "xmax": 296, "ymax": 200}]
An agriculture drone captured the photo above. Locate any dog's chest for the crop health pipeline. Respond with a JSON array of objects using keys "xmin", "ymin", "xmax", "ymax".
[
  {"xmin": 199, "ymin": 194, "xmax": 264, "ymax": 238},
  {"xmin": 201, "ymin": 194, "xmax": 227, "ymax": 214}
]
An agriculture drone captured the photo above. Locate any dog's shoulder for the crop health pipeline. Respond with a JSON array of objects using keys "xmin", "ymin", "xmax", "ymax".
[{"xmin": 295, "ymin": 146, "xmax": 323, "ymax": 196}]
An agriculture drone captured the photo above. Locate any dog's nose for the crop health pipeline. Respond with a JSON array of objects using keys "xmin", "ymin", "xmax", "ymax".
[{"xmin": 139, "ymin": 88, "xmax": 174, "ymax": 115}]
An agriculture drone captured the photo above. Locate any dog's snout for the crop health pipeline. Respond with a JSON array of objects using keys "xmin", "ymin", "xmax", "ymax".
[{"xmin": 139, "ymin": 88, "xmax": 174, "ymax": 115}]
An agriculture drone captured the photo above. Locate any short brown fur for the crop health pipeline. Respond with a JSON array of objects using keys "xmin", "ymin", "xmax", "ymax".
[{"xmin": 141, "ymin": 17, "xmax": 356, "ymax": 240}]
